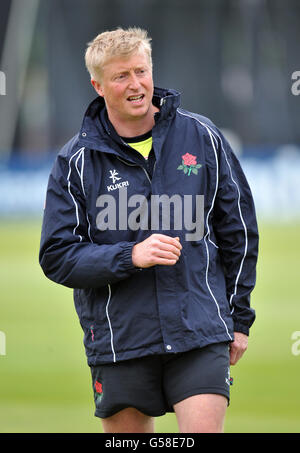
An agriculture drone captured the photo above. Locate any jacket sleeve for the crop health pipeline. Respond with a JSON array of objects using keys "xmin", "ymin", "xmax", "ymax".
[
  {"xmin": 212, "ymin": 130, "xmax": 259, "ymax": 335},
  {"xmin": 39, "ymin": 147, "xmax": 138, "ymax": 289}
]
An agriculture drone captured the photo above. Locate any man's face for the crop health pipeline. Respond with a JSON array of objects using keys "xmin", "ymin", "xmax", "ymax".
[{"xmin": 92, "ymin": 51, "xmax": 154, "ymax": 126}]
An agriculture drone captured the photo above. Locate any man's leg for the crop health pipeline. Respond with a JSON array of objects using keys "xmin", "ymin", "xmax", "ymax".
[
  {"xmin": 174, "ymin": 394, "xmax": 228, "ymax": 433},
  {"xmin": 101, "ymin": 407, "xmax": 155, "ymax": 433}
]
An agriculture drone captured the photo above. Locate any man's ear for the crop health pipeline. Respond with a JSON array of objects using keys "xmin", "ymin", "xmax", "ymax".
[{"xmin": 91, "ymin": 79, "xmax": 104, "ymax": 97}]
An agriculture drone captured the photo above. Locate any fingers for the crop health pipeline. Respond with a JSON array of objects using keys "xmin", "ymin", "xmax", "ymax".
[
  {"xmin": 153, "ymin": 236, "xmax": 182, "ymax": 257},
  {"xmin": 229, "ymin": 347, "xmax": 241, "ymax": 366},
  {"xmin": 132, "ymin": 234, "xmax": 183, "ymax": 268},
  {"xmin": 149, "ymin": 234, "xmax": 182, "ymax": 264},
  {"xmin": 230, "ymin": 349, "xmax": 245, "ymax": 366},
  {"xmin": 229, "ymin": 332, "xmax": 248, "ymax": 365},
  {"xmin": 154, "ymin": 234, "xmax": 182, "ymax": 250},
  {"xmin": 151, "ymin": 234, "xmax": 182, "ymax": 264}
]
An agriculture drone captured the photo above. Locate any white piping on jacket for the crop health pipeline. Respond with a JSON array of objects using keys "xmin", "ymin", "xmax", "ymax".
[
  {"xmin": 199, "ymin": 121, "xmax": 249, "ymax": 315},
  {"xmin": 68, "ymin": 147, "xmax": 93, "ymax": 243},
  {"xmin": 177, "ymin": 109, "xmax": 235, "ymax": 340},
  {"xmin": 69, "ymin": 149, "xmax": 115, "ymax": 360},
  {"xmin": 67, "ymin": 148, "xmax": 84, "ymax": 242},
  {"xmin": 106, "ymin": 284, "xmax": 116, "ymax": 362}
]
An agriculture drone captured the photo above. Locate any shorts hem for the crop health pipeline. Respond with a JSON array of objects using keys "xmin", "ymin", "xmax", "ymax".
[
  {"xmin": 94, "ymin": 406, "xmax": 167, "ymax": 419},
  {"xmin": 169, "ymin": 386, "xmax": 230, "ymax": 407}
]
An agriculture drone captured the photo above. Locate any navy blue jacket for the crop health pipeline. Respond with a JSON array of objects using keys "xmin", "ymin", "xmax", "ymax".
[{"xmin": 39, "ymin": 87, "xmax": 258, "ymax": 366}]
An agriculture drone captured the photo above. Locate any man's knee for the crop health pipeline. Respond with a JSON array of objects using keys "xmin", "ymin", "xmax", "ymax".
[
  {"xmin": 101, "ymin": 407, "xmax": 154, "ymax": 433},
  {"xmin": 174, "ymin": 394, "xmax": 228, "ymax": 433}
]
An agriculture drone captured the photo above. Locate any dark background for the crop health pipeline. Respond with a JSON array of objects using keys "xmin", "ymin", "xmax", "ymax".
[{"xmin": 1, "ymin": 0, "xmax": 299, "ymax": 157}]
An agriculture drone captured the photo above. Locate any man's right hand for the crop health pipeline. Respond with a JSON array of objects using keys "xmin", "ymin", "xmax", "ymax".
[{"xmin": 132, "ymin": 234, "xmax": 182, "ymax": 268}]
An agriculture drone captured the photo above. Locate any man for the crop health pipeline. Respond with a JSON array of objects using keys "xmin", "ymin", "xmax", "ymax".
[{"xmin": 39, "ymin": 27, "xmax": 258, "ymax": 433}]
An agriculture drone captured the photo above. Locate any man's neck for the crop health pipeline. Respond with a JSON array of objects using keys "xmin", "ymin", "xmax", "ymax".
[{"xmin": 107, "ymin": 104, "xmax": 159, "ymax": 138}]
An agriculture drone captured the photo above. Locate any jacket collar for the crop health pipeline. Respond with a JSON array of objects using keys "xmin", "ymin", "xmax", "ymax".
[{"xmin": 78, "ymin": 87, "xmax": 180, "ymax": 153}]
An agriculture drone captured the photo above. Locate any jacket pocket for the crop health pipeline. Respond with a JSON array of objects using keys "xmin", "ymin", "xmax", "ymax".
[
  {"xmin": 75, "ymin": 288, "xmax": 106, "ymax": 325},
  {"xmin": 75, "ymin": 286, "xmax": 113, "ymax": 358},
  {"xmin": 186, "ymin": 239, "xmax": 206, "ymax": 274}
]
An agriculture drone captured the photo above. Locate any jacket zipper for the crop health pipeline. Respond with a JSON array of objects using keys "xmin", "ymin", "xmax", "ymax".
[{"xmin": 116, "ymin": 155, "xmax": 153, "ymax": 184}]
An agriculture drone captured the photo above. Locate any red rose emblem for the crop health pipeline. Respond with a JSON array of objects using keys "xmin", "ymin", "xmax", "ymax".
[
  {"xmin": 182, "ymin": 153, "xmax": 197, "ymax": 166},
  {"xmin": 177, "ymin": 153, "xmax": 202, "ymax": 176},
  {"xmin": 95, "ymin": 381, "xmax": 103, "ymax": 394}
]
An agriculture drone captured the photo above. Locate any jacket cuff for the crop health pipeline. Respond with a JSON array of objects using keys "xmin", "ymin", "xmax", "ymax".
[
  {"xmin": 120, "ymin": 242, "xmax": 138, "ymax": 271},
  {"xmin": 233, "ymin": 322, "xmax": 250, "ymax": 336}
]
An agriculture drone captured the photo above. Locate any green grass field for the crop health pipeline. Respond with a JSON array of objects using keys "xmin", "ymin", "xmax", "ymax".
[{"xmin": 0, "ymin": 219, "xmax": 300, "ymax": 433}]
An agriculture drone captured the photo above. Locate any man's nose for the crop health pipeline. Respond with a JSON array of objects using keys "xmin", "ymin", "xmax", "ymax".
[{"xmin": 128, "ymin": 73, "xmax": 140, "ymax": 90}]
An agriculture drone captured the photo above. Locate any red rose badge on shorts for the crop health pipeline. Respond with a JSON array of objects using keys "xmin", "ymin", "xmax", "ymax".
[
  {"xmin": 95, "ymin": 381, "xmax": 103, "ymax": 394},
  {"xmin": 95, "ymin": 380, "xmax": 103, "ymax": 404},
  {"xmin": 177, "ymin": 153, "xmax": 202, "ymax": 176}
]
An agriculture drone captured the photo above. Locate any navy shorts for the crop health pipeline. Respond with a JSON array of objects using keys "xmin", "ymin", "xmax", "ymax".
[{"xmin": 90, "ymin": 342, "xmax": 231, "ymax": 418}]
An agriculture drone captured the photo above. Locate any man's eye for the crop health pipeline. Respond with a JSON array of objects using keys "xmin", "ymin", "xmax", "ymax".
[{"xmin": 115, "ymin": 74, "xmax": 126, "ymax": 80}]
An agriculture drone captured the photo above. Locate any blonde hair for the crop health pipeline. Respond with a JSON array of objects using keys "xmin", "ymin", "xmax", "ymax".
[{"xmin": 85, "ymin": 27, "xmax": 152, "ymax": 82}]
